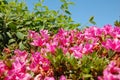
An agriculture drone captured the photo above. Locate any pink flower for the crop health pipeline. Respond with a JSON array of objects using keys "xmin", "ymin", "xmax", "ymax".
[
  {"xmin": 84, "ymin": 26, "xmax": 103, "ymax": 37},
  {"xmin": 57, "ymin": 28, "xmax": 68, "ymax": 36},
  {"xmin": 28, "ymin": 30, "xmax": 39, "ymax": 39},
  {"xmin": 82, "ymin": 43, "xmax": 94, "ymax": 54},
  {"xmin": 5, "ymin": 58, "xmax": 31, "ymax": 80},
  {"xmin": 34, "ymin": 74, "xmax": 43, "ymax": 80},
  {"xmin": 44, "ymin": 77, "xmax": 55, "ymax": 80},
  {"xmin": 60, "ymin": 75, "xmax": 66, "ymax": 80},
  {"xmin": 110, "ymin": 27, "xmax": 120, "ymax": 38},
  {"xmin": 46, "ymin": 43, "xmax": 57, "ymax": 53},
  {"xmin": 14, "ymin": 49, "xmax": 28, "ymax": 62},
  {"xmin": 31, "ymin": 37, "xmax": 44, "ymax": 46},
  {"xmin": 102, "ymin": 24, "xmax": 113, "ymax": 35},
  {"xmin": 5, "ymin": 73, "xmax": 31, "ymax": 80},
  {"xmin": 0, "ymin": 61, "xmax": 8, "ymax": 77},
  {"xmin": 40, "ymin": 29, "xmax": 49, "ymax": 41},
  {"xmin": 29, "ymin": 52, "xmax": 50, "ymax": 72},
  {"xmin": 70, "ymin": 44, "xmax": 83, "ymax": 58},
  {"xmin": 98, "ymin": 61, "xmax": 120, "ymax": 80},
  {"xmin": 102, "ymin": 39, "xmax": 120, "ymax": 52}
]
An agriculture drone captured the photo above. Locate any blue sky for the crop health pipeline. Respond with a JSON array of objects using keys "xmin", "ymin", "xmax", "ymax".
[{"xmin": 26, "ymin": 0, "xmax": 120, "ymax": 27}]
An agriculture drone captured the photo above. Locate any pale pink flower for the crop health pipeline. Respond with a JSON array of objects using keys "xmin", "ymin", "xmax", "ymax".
[
  {"xmin": 60, "ymin": 75, "xmax": 66, "ymax": 80},
  {"xmin": 70, "ymin": 44, "xmax": 83, "ymax": 58},
  {"xmin": 14, "ymin": 49, "xmax": 28, "ymax": 62},
  {"xmin": 44, "ymin": 76, "xmax": 55, "ymax": 80},
  {"xmin": 46, "ymin": 43, "xmax": 57, "ymax": 53},
  {"xmin": 82, "ymin": 43, "xmax": 93, "ymax": 54},
  {"xmin": 40, "ymin": 29, "xmax": 49, "ymax": 41},
  {"xmin": 110, "ymin": 27, "xmax": 120, "ymax": 38},
  {"xmin": 84, "ymin": 26, "xmax": 103, "ymax": 37},
  {"xmin": 28, "ymin": 30, "xmax": 39, "ymax": 39},
  {"xmin": 34, "ymin": 74, "xmax": 43, "ymax": 80}
]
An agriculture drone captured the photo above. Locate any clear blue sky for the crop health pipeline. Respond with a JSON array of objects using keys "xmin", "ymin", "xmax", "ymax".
[{"xmin": 25, "ymin": 0, "xmax": 120, "ymax": 27}]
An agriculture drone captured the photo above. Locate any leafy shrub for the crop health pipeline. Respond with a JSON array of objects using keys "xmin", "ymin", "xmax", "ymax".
[
  {"xmin": 0, "ymin": 0, "xmax": 80, "ymax": 51},
  {"xmin": 1, "ymin": 25, "xmax": 120, "ymax": 79}
]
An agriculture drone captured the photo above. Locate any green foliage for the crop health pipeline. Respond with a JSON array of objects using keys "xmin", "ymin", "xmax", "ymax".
[
  {"xmin": 0, "ymin": 0, "xmax": 80, "ymax": 52},
  {"xmin": 0, "ymin": 0, "xmax": 30, "ymax": 51},
  {"xmin": 79, "ymin": 52, "xmax": 109, "ymax": 80},
  {"xmin": 47, "ymin": 49, "xmax": 109, "ymax": 80},
  {"xmin": 89, "ymin": 16, "xmax": 96, "ymax": 25},
  {"xmin": 47, "ymin": 48, "xmax": 79, "ymax": 79},
  {"xmin": 114, "ymin": 20, "xmax": 120, "ymax": 27}
]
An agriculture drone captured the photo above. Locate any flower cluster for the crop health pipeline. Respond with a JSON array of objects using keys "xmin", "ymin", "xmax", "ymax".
[
  {"xmin": 28, "ymin": 25, "xmax": 120, "ymax": 58},
  {"xmin": 0, "ymin": 25, "xmax": 120, "ymax": 79},
  {"xmin": 98, "ymin": 61, "xmax": 120, "ymax": 80}
]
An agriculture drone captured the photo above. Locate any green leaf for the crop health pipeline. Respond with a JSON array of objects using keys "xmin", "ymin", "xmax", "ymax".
[
  {"xmin": 16, "ymin": 32, "xmax": 24, "ymax": 40},
  {"xmin": 0, "ymin": 13, "xmax": 4, "ymax": 18},
  {"xmin": 65, "ymin": 10, "xmax": 71, "ymax": 15},
  {"xmin": 60, "ymin": 0, "xmax": 66, "ymax": 3},
  {"xmin": 108, "ymin": 50, "xmax": 115, "ymax": 59},
  {"xmin": 68, "ymin": 2, "xmax": 74, "ymax": 5},
  {"xmin": 38, "ymin": 25, "xmax": 45, "ymax": 30},
  {"xmin": 89, "ymin": 16, "xmax": 94, "ymax": 22},
  {"xmin": 89, "ymin": 16, "xmax": 96, "ymax": 25},
  {"xmin": 6, "ymin": 32, "xmax": 12, "ymax": 38},
  {"xmin": 0, "ymin": 34, "xmax": 3, "ymax": 40},
  {"xmin": 90, "ymin": 21, "xmax": 96, "ymax": 25},
  {"xmin": 25, "ymin": 21, "xmax": 32, "ymax": 25},
  {"xmin": 83, "ymin": 74, "xmax": 92, "ymax": 78},
  {"xmin": 19, "ymin": 41, "xmax": 25, "ymax": 50},
  {"xmin": 8, "ymin": 39, "xmax": 15, "ymax": 44},
  {"xmin": 8, "ymin": 23, "xmax": 16, "ymax": 31}
]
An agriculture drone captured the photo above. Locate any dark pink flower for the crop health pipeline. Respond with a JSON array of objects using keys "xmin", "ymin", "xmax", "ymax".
[
  {"xmin": 102, "ymin": 24, "xmax": 113, "ymax": 35},
  {"xmin": 0, "ymin": 61, "xmax": 8, "ymax": 77},
  {"xmin": 46, "ymin": 43, "xmax": 57, "ymax": 53},
  {"xmin": 29, "ymin": 52, "xmax": 50, "ymax": 72},
  {"xmin": 31, "ymin": 37, "xmax": 44, "ymax": 46},
  {"xmin": 5, "ymin": 58, "xmax": 31, "ymax": 80},
  {"xmin": 102, "ymin": 39, "xmax": 120, "ymax": 52},
  {"xmin": 99, "ymin": 61, "xmax": 120, "ymax": 80}
]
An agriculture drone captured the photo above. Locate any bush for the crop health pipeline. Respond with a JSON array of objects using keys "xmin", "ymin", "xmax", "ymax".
[
  {"xmin": 0, "ymin": 0, "xmax": 80, "ymax": 51},
  {"xmin": 1, "ymin": 25, "xmax": 120, "ymax": 79}
]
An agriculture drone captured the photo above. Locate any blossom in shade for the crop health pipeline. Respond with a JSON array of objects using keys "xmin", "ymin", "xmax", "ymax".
[
  {"xmin": 60, "ymin": 75, "xmax": 66, "ymax": 80},
  {"xmin": 0, "ymin": 61, "xmax": 8, "ymax": 77},
  {"xmin": 44, "ymin": 77, "xmax": 55, "ymax": 80}
]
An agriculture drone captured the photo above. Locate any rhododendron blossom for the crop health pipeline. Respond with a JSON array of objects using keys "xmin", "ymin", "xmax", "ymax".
[
  {"xmin": 60, "ymin": 75, "xmax": 66, "ymax": 80},
  {"xmin": 1, "ymin": 25, "xmax": 120, "ymax": 79},
  {"xmin": 0, "ymin": 61, "xmax": 8, "ymax": 77},
  {"xmin": 98, "ymin": 61, "xmax": 120, "ymax": 80},
  {"xmin": 102, "ymin": 38, "xmax": 120, "ymax": 52}
]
